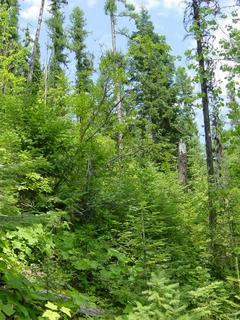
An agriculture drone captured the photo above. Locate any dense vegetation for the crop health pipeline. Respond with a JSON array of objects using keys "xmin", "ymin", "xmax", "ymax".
[{"xmin": 0, "ymin": 0, "xmax": 240, "ymax": 319}]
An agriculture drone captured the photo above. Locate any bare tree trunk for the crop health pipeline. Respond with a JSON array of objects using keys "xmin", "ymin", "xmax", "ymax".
[
  {"xmin": 192, "ymin": 0, "xmax": 216, "ymax": 228},
  {"xmin": 44, "ymin": 47, "xmax": 51, "ymax": 105},
  {"xmin": 110, "ymin": 12, "xmax": 123, "ymax": 150},
  {"xmin": 44, "ymin": 66, "xmax": 48, "ymax": 105},
  {"xmin": 212, "ymin": 106, "xmax": 223, "ymax": 183},
  {"xmin": 110, "ymin": 13, "xmax": 117, "ymax": 53},
  {"xmin": 178, "ymin": 140, "xmax": 187, "ymax": 185},
  {"xmin": 28, "ymin": 0, "xmax": 45, "ymax": 82}
]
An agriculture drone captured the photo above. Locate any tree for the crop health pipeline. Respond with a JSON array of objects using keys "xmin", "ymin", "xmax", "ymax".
[
  {"xmin": 174, "ymin": 66, "xmax": 197, "ymax": 140},
  {"xmin": 0, "ymin": 6, "xmax": 25, "ymax": 94},
  {"xmin": 184, "ymin": 0, "xmax": 220, "ymax": 236},
  {"xmin": 69, "ymin": 6, "xmax": 93, "ymax": 93},
  {"xmin": 23, "ymin": 27, "xmax": 42, "ymax": 97},
  {"xmin": 47, "ymin": 0, "xmax": 68, "ymax": 87},
  {"xmin": 0, "ymin": 0, "xmax": 19, "ymax": 42},
  {"xmin": 128, "ymin": 9, "xmax": 181, "ymax": 162},
  {"xmin": 105, "ymin": 0, "xmax": 124, "ymax": 150},
  {"xmin": 28, "ymin": 0, "xmax": 45, "ymax": 83},
  {"xmin": 220, "ymin": 4, "xmax": 240, "ymax": 149},
  {"xmin": 117, "ymin": 272, "xmax": 189, "ymax": 320}
]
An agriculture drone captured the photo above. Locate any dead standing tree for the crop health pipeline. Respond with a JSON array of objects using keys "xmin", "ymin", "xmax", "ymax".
[
  {"xmin": 105, "ymin": 0, "xmax": 123, "ymax": 151},
  {"xmin": 28, "ymin": 0, "xmax": 46, "ymax": 82},
  {"xmin": 178, "ymin": 140, "xmax": 188, "ymax": 185},
  {"xmin": 184, "ymin": 0, "xmax": 221, "ymax": 250}
]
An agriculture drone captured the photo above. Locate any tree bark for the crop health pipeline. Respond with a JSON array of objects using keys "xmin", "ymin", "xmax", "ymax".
[
  {"xmin": 44, "ymin": 47, "xmax": 51, "ymax": 105},
  {"xmin": 28, "ymin": 0, "xmax": 45, "ymax": 82},
  {"xmin": 178, "ymin": 140, "xmax": 187, "ymax": 185},
  {"xmin": 192, "ymin": 0, "xmax": 216, "ymax": 228},
  {"xmin": 110, "ymin": 12, "xmax": 123, "ymax": 150}
]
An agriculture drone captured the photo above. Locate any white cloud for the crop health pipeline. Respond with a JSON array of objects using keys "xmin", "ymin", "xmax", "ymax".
[
  {"xmin": 21, "ymin": 0, "xmax": 49, "ymax": 21},
  {"xmin": 21, "ymin": 0, "xmax": 100, "ymax": 19},
  {"xmin": 21, "ymin": 0, "xmax": 183, "ymax": 20},
  {"xmin": 129, "ymin": 0, "xmax": 183, "ymax": 12}
]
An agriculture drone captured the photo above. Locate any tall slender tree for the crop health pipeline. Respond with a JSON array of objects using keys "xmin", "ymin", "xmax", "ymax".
[
  {"xmin": 47, "ymin": 0, "xmax": 68, "ymax": 87},
  {"xmin": 23, "ymin": 27, "xmax": 42, "ymax": 96},
  {"xmin": 128, "ymin": 9, "xmax": 181, "ymax": 161},
  {"xmin": 184, "ymin": 0, "xmax": 217, "ymax": 228},
  {"xmin": 174, "ymin": 67, "xmax": 197, "ymax": 139},
  {"xmin": 28, "ymin": 0, "xmax": 45, "ymax": 82},
  {"xmin": 69, "ymin": 6, "xmax": 93, "ymax": 93},
  {"xmin": 105, "ymin": 0, "xmax": 123, "ymax": 150}
]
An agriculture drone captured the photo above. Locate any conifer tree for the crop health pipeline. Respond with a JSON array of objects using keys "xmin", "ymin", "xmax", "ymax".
[
  {"xmin": 174, "ymin": 66, "xmax": 197, "ymax": 141},
  {"xmin": 105, "ymin": 0, "xmax": 124, "ymax": 150},
  {"xmin": 23, "ymin": 26, "xmax": 32, "ymax": 78},
  {"xmin": 128, "ymin": 9, "xmax": 180, "ymax": 159},
  {"xmin": 28, "ymin": 0, "xmax": 45, "ymax": 83},
  {"xmin": 0, "ymin": 4, "xmax": 25, "ymax": 94},
  {"xmin": 69, "ymin": 6, "xmax": 93, "ymax": 93},
  {"xmin": 23, "ymin": 27, "xmax": 42, "ymax": 96},
  {"xmin": 47, "ymin": 0, "xmax": 68, "ymax": 87}
]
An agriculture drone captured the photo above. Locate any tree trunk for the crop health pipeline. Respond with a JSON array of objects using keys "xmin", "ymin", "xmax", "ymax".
[
  {"xmin": 192, "ymin": 0, "xmax": 216, "ymax": 228},
  {"xmin": 110, "ymin": 12, "xmax": 123, "ymax": 150},
  {"xmin": 28, "ymin": 0, "xmax": 45, "ymax": 82},
  {"xmin": 178, "ymin": 140, "xmax": 187, "ymax": 185},
  {"xmin": 44, "ymin": 48, "xmax": 51, "ymax": 105}
]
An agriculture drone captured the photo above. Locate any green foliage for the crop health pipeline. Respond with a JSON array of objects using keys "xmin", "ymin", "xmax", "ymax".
[
  {"xmin": 0, "ymin": 0, "xmax": 19, "ymax": 41},
  {"xmin": 41, "ymin": 302, "xmax": 71, "ymax": 319},
  {"xmin": 127, "ymin": 8, "xmax": 195, "ymax": 163},
  {"xmin": 23, "ymin": 26, "xmax": 43, "ymax": 97},
  {"xmin": 0, "ymin": 1, "xmax": 239, "ymax": 320},
  {"xmin": 117, "ymin": 271, "xmax": 189, "ymax": 320},
  {"xmin": 69, "ymin": 6, "xmax": 93, "ymax": 93},
  {"xmin": 0, "ymin": 7, "xmax": 26, "ymax": 94},
  {"xmin": 105, "ymin": 0, "xmax": 117, "ymax": 15},
  {"xmin": 47, "ymin": 0, "xmax": 68, "ymax": 87},
  {"xmin": 0, "ymin": 258, "xmax": 45, "ymax": 319}
]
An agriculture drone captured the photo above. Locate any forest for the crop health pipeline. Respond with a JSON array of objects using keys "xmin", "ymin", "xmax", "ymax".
[{"xmin": 0, "ymin": 0, "xmax": 240, "ymax": 318}]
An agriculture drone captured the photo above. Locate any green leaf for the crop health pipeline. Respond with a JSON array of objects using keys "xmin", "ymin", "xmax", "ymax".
[
  {"xmin": 73, "ymin": 259, "xmax": 98, "ymax": 270},
  {"xmin": 2, "ymin": 304, "xmax": 15, "ymax": 317},
  {"xmin": 60, "ymin": 307, "xmax": 71, "ymax": 317},
  {"xmin": 16, "ymin": 304, "xmax": 30, "ymax": 318},
  {"xmin": 45, "ymin": 302, "xmax": 58, "ymax": 311},
  {"xmin": 42, "ymin": 310, "xmax": 60, "ymax": 320},
  {"xmin": 5, "ymin": 273, "xmax": 28, "ymax": 291},
  {"xmin": 0, "ymin": 311, "xmax": 6, "ymax": 320}
]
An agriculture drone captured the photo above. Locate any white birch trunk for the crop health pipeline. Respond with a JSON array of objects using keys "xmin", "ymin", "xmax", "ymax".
[
  {"xmin": 110, "ymin": 12, "xmax": 123, "ymax": 150},
  {"xmin": 178, "ymin": 140, "xmax": 187, "ymax": 185},
  {"xmin": 28, "ymin": 0, "xmax": 45, "ymax": 82}
]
